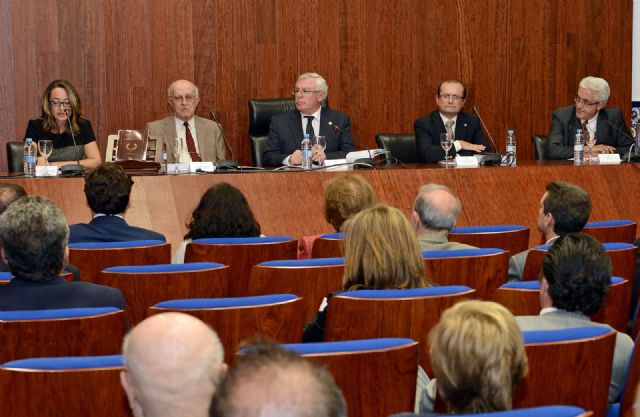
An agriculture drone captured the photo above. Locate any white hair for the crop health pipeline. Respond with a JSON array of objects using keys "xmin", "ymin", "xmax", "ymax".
[
  {"xmin": 579, "ymin": 76, "xmax": 610, "ymax": 103},
  {"xmin": 167, "ymin": 80, "xmax": 200, "ymax": 98},
  {"xmin": 297, "ymin": 72, "xmax": 328, "ymax": 94}
]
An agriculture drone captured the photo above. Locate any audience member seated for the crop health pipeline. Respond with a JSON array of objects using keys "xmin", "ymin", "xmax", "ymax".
[
  {"xmin": 121, "ymin": 312, "xmax": 226, "ymax": 417},
  {"xmin": 173, "ymin": 182, "xmax": 261, "ymax": 263},
  {"xmin": 69, "ymin": 162, "xmax": 166, "ymax": 244},
  {"xmin": 516, "ymin": 232, "xmax": 633, "ymax": 404},
  {"xmin": 395, "ymin": 300, "xmax": 528, "ymax": 416},
  {"xmin": 211, "ymin": 342, "xmax": 346, "ymax": 417},
  {"xmin": 303, "ymin": 204, "xmax": 431, "ymax": 342},
  {"xmin": 298, "ymin": 174, "xmax": 377, "ymax": 259},
  {"xmin": 412, "ymin": 183, "xmax": 477, "ymax": 251},
  {"xmin": 0, "ymin": 196, "xmax": 124, "ymax": 310},
  {"xmin": 508, "ymin": 181, "xmax": 591, "ymax": 280}
]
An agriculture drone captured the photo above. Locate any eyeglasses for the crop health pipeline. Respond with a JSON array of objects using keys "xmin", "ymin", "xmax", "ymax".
[
  {"xmin": 49, "ymin": 100, "xmax": 71, "ymax": 108},
  {"xmin": 292, "ymin": 88, "xmax": 322, "ymax": 96},
  {"xmin": 439, "ymin": 93, "xmax": 464, "ymax": 102},
  {"xmin": 169, "ymin": 95, "xmax": 197, "ymax": 103},
  {"xmin": 574, "ymin": 96, "xmax": 602, "ymax": 106}
]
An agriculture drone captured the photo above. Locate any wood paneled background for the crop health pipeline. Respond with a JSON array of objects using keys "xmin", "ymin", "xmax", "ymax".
[{"xmin": 0, "ymin": 0, "xmax": 632, "ymax": 169}]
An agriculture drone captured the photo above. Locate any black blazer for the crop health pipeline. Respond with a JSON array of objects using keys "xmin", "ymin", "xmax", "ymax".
[
  {"xmin": 414, "ymin": 110, "xmax": 489, "ymax": 163},
  {"xmin": 69, "ymin": 215, "xmax": 166, "ymax": 244},
  {"xmin": 547, "ymin": 105, "xmax": 633, "ymax": 159},
  {"xmin": 262, "ymin": 108, "xmax": 355, "ymax": 166}
]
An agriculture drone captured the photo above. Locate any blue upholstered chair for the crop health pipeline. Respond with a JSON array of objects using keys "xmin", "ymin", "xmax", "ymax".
[
  {"xmin": 149, "ymin": 294, "xmax": 305, "ymax": 360},
  {"xmin": 99, "ymin": 262, "xmax": 229, "ymax": 324},
  {"xmin": 0, "ymin": 355, "xmax": 128, "ymax": 417},
  {"xmin": 584, "ymin": 220, "xmax": 637, "ymax": 243},
  {"xmin": 449, "ymin": 224, "xmax": 530, "ymax": 255},
  {"xmin": 0, "ymin": 271, "xmax": 12, "ymax": 284},
  {"xmin": 249, "ymin": 257, "xmax": 345, "ymax": 320},
  {"xmin": 432, "ymin": 406, "xmax": 589, "ymax": 417},
  {"xmin": 282, "ymin": 338, "xmax": 419, "ymax": 417},
  {"xmin": 311, "ymin": 232, "xmax": 344, "ymax": 258}
]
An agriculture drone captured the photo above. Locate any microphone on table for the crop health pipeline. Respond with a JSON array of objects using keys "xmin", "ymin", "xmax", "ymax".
[
  {"xmin": 328, "ymin": 120, "xmax": 374, "ymax": 168},
  {"xmin": 472, "ymin": 105, "xmax": 503, "ymax": 166},
  {"xmin": 210, "ymin": 110, "xmax": 239, "ymax": 170},
  {"xmin": 60, "ymin": 108, "xmax": 85, "ymax": 175},
  {"xmin": 605, "ymin": 119, "xmax": 640, "ymax": 163}
]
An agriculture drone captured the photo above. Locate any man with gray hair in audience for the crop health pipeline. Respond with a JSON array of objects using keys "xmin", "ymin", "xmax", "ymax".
[
  {"xmin": 411, "ymin": 183, "xmax": 476, "ymax": 251},
  {"xmin": 547, "ymin": 76, "xmax": 633, "ymax": 159},
  {"xmin": 211, "ymin": 342, "xmax": 346, "ymax": 417},
  {"xmin": 121, "ymin": 312, "xmax": 227, "ymax": 417}
]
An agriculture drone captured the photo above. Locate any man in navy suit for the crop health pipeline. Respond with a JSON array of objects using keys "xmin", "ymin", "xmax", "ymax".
[
  {"xmin": 262, "ymin": 72, "xmax": 355, "ymax": 167},
  {"xmin": 414, "ymin": 79, "xmax": 489, "ymax": 163},
  {"xmin": 547, "ymin": 76, "xmax": 633, "ymax": 159},
  {"xmin": 0, "ymin": 196, "xmax": 124, "ymax": 310},
  {"xmin": 69, "ymin": 162, "xmax": 166, "ymax": 243}
]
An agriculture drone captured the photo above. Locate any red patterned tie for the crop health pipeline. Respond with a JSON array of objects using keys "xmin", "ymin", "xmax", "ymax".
[
  {"xmin": 582, "ymin": 120, "xmax": 590, "ymax": 143},
  {"xmin": 183, "ymin": 121, "xmax": 201, "ymax": 162}
]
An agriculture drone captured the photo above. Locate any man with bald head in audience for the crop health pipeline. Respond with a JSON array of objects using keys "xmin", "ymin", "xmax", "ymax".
[
  {"xmin": 121, "ymin": 312, "xmax": 227, "ymax": 417},
  {"xmin": 211, "ymin": 342, "xmax": 346, "ymax": 417},
  {"xmin": 411, "ymin": 183, "xmax": 476, "ymax": 251}
]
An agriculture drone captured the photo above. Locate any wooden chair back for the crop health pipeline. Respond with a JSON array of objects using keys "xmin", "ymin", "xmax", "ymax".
[
  {"xmin": 617, "ymin": 335, "xmax": 640, "ymax": 417},
  {"xmin": 148, "ymin": 295, "xmax": 305, "ymax": 360},
  {"xmin": 311, "ymin": 236, "xmax": 343, "ymax": 258},
  {"xmin": 98, "ymin": 263, "xmax": 230, "ymax": 325},
  {"xmin": 185, "ymin": 238, "xmax": 298, "ymax": 296},
  {"xmin": 0, "ymin": 309, "xmax": 126, "ymax": 363},
  {"xmin": 584, "ymin": 221, "xmax": 637, "ymax": 244},
  {"xmin": 448, "ymin": 225, "xmax": 530, "ymax": 256},
  {"xmin": 69, "ymin": 242, "xmax": 171, "ymax": 282}
]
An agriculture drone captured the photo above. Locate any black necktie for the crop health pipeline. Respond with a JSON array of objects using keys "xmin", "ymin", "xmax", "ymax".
[{"xmin": 304, "ymin": 116, "xmax": 315, "ymax": 138}]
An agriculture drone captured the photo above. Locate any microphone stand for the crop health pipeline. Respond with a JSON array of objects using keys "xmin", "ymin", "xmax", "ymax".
[
  {"xmin": 211, "ymin": 111, "xmax": 239, "ymax": 170},
  {"xmin": 60, "ymin": 108, "xmax": 85, "ymax": 175}
]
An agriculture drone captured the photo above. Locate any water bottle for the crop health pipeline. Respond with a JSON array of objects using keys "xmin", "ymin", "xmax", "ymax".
[
  {"xmin": 23, "ymin": 138, "xmax": 37, "ymax": 176},
  {"xmin": 574, "ymin": 129, "xmax": 584, "ymax": 165},
  {"xmin": 301, "ymin": 134, "xmax": 312, "ymax": 170},
  {"xmin": 161, "ymin": 143, "xmax": 168, "ymax": 173},
  {"xmin": 506, "ymin": 130, "xmax": 517, "ymax": 166}
]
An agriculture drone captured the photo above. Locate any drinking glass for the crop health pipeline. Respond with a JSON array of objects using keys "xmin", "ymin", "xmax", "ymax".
[
  {"xmin": 313, "ymin": 135, "xmax": 327, "ymax": 166},
  {"xmin": 170, "ymin": 138, "xmax": 183, "ymax": 174},
  {"xmin": 38, "ymin": 140, "xmax": 53, "ymax": 166},
  {"xmin": 440, "ymin": 133, "xmax": 453, "ymax": 166},
  {"xmin": 586, "ymin": 135, "xmax": 597, "ymax": 163}
]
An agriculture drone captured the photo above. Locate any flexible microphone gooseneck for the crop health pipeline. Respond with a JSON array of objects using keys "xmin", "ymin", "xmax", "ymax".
[
  {"xmin": 605, "ymin": 119, "xmax": 640, "ymax": 163},
  {"xmin": 472, "ymin": 105, "xmax": 503, "ymax": 166},
  {"xmin": 60, "ymin": 108, "xmax": 84, "ymax": 175},
  {"xmin": 329, "ymin": 120, "xmax": 374, "ymax": 168},
  {"xmin": 210, "ymin": 110, "xmax": 239, "ymax": 170}
]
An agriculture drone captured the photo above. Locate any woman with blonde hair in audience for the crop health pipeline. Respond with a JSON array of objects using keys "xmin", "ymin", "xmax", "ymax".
[{"xmin": 303, "ymin": 204, "xmax": 430, "ymax": 341}]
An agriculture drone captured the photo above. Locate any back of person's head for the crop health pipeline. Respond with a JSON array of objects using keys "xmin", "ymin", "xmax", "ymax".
[
  {"xmin": 84, "ymin": 162, "xmax": 134, "ymax": 215},
  {"xmin": 429, "ymin": 300, "xmax": 528, "ymax": 414},
  {"xmin": 0, "ymin": 195, "xmax": 68, "ymax": 282},
  {"xmin": 342, "ymin": 204, "xmax": 426, "ymax": 291},
  {"xmin": 211, "ymin": 342, "xmax": 346, "ymax": 417},
  {"xmin": 186, "ymin": 182, "xmax": 261, "ymax": 240},
  {"xmin": 0, "ymin": 183, "xmax": 27, "ymax": 214},
  {"xmin": 542, "ymin": 232, "xmax": 611, "ymax": 315},
  {"xmin": 413, "ymin": 183, "xmax": 462, "ymax": 232},
  {"xmin": 324, "ymin": 174, "xmax": 377, "ymax": 231},
  {"xmin": 121, "ymin": 312, "xmax": 226, "ymax": 417},
  {"xmin": 543, "ymin": 181, "xmax": 591, "ymax": 235}
]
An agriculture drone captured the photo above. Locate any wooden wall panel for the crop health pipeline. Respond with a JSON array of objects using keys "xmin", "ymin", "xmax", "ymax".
[{"xmin": 0, "ymin": 0, "xmax": 632, "ymax": 170}]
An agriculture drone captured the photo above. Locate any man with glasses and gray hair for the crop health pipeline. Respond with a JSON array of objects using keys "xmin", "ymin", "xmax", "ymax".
[
  {"xmin": 415, "ymin": 79, "xmax": 489, "ymax": 163},
  {"xmin": 146, "ymin": 79, "xmax": 226, "ymax": 163},
  {"xmin": 262, "ymin": 72, "xmax": 355, "ymax": 167},
  {"xmin": 547, "ymin": 76, "xmax": 633, "ymax": 159}
]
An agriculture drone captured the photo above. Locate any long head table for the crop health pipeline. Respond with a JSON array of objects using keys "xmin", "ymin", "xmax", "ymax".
[{"xmin": 4, "ymin": 162, "xmax": 640, "ymax": 255}]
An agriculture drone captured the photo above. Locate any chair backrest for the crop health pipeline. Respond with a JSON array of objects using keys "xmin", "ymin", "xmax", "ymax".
[
  {"xmin": 447, "ymin": 406, "xmax": 589, "ymax": 417},
  {"xmin": 494, "ymin": 277, "xmax": 630, "ymax": 332},
  {"xmin": 149, "ymin": 294, "xmax": 305, "ymax": 360},
  {"xmin": 98, "ymin": 262, "xmax": 230, "ymax": 325},
  {"xmin": 0, "ymin": 355, "xmax": 129, "ymax": 417},
  {"xmin": 584, "ymin": 220, "xmax": 637, "ymax": 244},
  {"xmin": 250, "ymin": 136, "xmax": 269, "ymax": 167},
  {"xmin": 282, "ymin": 338, "xmax": 419, "ymax": 417},
  {"xmin": 6, "ymin": 141, "xmax": 24, "ymax": 173},
  {"xmin": 374, "ymin": 133, "xmax": 420, "ymax": 163},
  {"xmin": 617, "ymin": 334, "xmax": 640, "ymax": 417},
  {"xmin": 422, "ymin": 248, "xmax": 509, "ymax": 299},
  {"xmin": 324, "ymin": 286, "xmax": 476, "ymax": 375},
  {"xmin": 69, "ymin": 240, "xmax": 171, "ymax": 282},
  {"xmin": 311, "ymin": 233, "xmax": 344, "ymax": 258},
  {"xmin": 0, "ymin": 308, "xmax": 126, "ymax": 363},
  {"xmin": 532, "ymin": 135, "xmax": 548, "ymax": 160},
  {"xmin": 248, "ymin": 257, "xmax": 345, "ymax": 321},
  {"xmin": 449, "ymin": 225, "xmax": 530, "ymax": 256},
  {"xmin": 516, "ymin": 326, "xmax": 616, "ymax": 417},
  {"xmin": 185, "ymin": 236, "xmax": 298, "ymax": 296}
]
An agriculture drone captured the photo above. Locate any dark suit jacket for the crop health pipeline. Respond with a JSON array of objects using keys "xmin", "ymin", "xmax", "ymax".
[
  {"xmin": 0, "ymin": 276, "xmax": 125, "ymax": 310},
  {"xmin": 69, "ymin": 216, "xmax": 166, "ymax": 244},
  {"xmin": 547, "ymin": 105, "xmax": 633, "ymax": 159},
  {"xmin": 414, "ymin": 110, "xmax": 489, "ymax": 163},
  {"xmin": 262, "ymin": 108, "xmax": 355, "ymax": 166}
]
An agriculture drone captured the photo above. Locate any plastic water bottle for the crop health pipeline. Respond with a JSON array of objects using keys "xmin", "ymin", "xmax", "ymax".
[
  {"xmin": 506, "ymin": 130, "xmax": 517, "ymax": 166},
  {"xmin": 301, "ymin": 134, "xmax": 312, "ymax": 170},
  {"xmin": 574, "ymin": 129, "xmax": 584, "ymax": 165},
  {"xmin": 161, "ymin": 143, "xmax": 168, "ymax": 173},
  {"xmin": 23, "ymin": 138, "xmax": 37, "ymax": 176}
]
